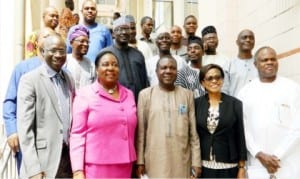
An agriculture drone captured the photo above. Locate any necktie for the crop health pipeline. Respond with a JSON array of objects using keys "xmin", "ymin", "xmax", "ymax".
[{"xmin": 53, "ymin": 73, "xmax": 70, "ymax": 144}]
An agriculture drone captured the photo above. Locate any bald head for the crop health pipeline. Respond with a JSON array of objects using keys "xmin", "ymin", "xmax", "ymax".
[
  {"xmin": 43, "ymin": 7, "xmax": 59, "ymax": 29},
  {"xmin": 37, "ymin": 27, "xmax": 57, "ymax": 53}
]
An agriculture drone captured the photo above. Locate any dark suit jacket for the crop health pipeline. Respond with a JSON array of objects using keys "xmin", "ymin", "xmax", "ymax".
[{"xmin": 195, "ymin": 93, "xmax": 247, "ymax": 163}]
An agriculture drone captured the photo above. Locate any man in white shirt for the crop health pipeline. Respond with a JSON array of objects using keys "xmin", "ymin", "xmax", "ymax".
[
  {"xmin": 146, "ymin": 32, "xmax": 187, "ymax": 86},
  {"xmin": 228, "ymin": 29, "xmax": 258, "ymax": 97},
  {"xmin": 238, "ymin": 46, "xmax": 300, "ymax": 178}
]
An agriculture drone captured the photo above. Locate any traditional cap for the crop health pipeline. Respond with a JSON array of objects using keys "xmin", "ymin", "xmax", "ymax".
[
  {"xmin": 112, "ymin": 16, "xmax": 130, "ymax": 29},
  {"xmin": 125, "ymin": 15, "xmax": 135, "ymax": 23},
  {"xmin": 68, "ymin": 25, "xmax": 89, "ymax": 42},
  {"xmin": 201, "ymin": 25, "xmax": 217, "ymax": 37}
]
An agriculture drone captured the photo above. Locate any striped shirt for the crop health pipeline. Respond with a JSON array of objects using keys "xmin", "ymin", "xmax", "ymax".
[{"xmin": 175, "ymin": 65, "xmax": 205, "ymax": 98}]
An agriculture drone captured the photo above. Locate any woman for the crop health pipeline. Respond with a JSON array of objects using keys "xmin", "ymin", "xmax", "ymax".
[
  {"xmin": 70, "ymin": 51, "xmax": 137, "ymax": 178},
  {"xmin": 195, "ymin": 64, "xmax": 247, "ymax": 178}
]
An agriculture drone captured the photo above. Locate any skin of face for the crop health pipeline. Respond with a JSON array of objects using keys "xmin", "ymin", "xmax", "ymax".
[
  {"xmin": 97, "ymin": 53, "xmax": 119, "ymax": 86},
  {"xmin": 183, "ymin": 17, "xmax": 198, "ymax": 36},
  {"xmin": 156, "ymin": 57, "xmax": 177, "ymax": 89},
  {"xmin": 129, "ymin": 22, "xmax": 137, "ymax": 43},
  {"xmin": 43, "ymin": 7, "xmax": 59, "ymax": 29},
  {"xmin": 203, "ymin": 33, "xmax": 218, "ymax": 53},
  {"xmin": 71, "ymin": 35, "xmax": 89, "ymax": 57},
  {"xmin": 187, "ymin": 43, "xmax": 203, "ymax": 61},
  {"xmin": 170, "ymin": 26, "xmax": 183, "ymax": 44},
  {"xmin": 201, "ymin": 68, "xmax": 224, "ymax": 93},
  {"xmin": 236, "ymin": 30, "xmax": 255, "ymax": 52},
  {"xmin": 156, "ymin": 32, "xmax": 172, "ymax": 53},
  {"xmin": 42, "ymin": 35, "xmax": 67, "ymax": 72},
  {"xmin": 81, "ymin": 0, "xmax": 97, "ymax": 25},
  {"xmin": 254, "ymin": 48, "xmax": 278, "ymax": 83},
  {"xmin": 142, "ymin": 18, "xmax": 154, "ymax": 35},
  {"xmin": 114, "ymin": 25, "xmax": 131, "ymax": 46}
]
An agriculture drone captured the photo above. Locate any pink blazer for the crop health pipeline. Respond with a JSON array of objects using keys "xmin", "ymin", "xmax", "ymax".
[{"xmin": 70, "ymin": 81, "xmax": 137, "ymax": 172}]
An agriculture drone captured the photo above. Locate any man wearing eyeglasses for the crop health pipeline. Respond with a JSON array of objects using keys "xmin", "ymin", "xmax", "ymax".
[
  {"xmin": 67, "ymin": 0, "xmax": 113, "ymax": 62},
  {"xmin": 17, "ymin": 34, "xmax": 75, "ymax": 178},
  {"xmin": 100, "ymin": 16, "xmax": 149, "ymax": 101},
  {"xmin": 64, "ymin": 25, "xmax": 96, "ymax": 90}
]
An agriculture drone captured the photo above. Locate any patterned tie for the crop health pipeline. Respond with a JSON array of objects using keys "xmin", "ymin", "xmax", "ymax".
[{"xmin": 53, "ymin": 73, "xmax": 70, "ymax": 144}]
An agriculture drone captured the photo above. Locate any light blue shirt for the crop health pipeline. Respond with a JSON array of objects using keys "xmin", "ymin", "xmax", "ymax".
[
  {"xmin": 3, "ymin": 56, "xmax": 42, "ymax": 136},
  {"xmin": 67, "ymin": 23, "xmax": 113, "ymax": 62}
]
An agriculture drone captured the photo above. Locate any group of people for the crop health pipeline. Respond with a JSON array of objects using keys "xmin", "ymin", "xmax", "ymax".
[{"xmin": 2, "ymin": 0, "xmax": 300, "ymax": 178}]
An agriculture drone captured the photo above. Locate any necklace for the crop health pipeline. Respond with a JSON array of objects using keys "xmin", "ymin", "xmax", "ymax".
[{"xmin": 107, "ymin": 86, "xmax": 117, "ymax": 94}]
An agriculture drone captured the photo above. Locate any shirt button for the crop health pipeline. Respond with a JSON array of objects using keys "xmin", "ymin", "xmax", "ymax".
[{"xmin": 59, "ymin": 129, "xmax": 63, "ymax": 134}]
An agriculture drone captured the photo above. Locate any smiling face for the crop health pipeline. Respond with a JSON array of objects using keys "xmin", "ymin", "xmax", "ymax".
[
  {"xmin": 156, "ymin": 32, "xmax": 172, "ymax": 54},
  {"xmin": 114, "ymin": 25, "xmax": 131, "ymax": 46},
  {"xmin": 71, "ymin": 35, "xmax": 89, "ymax": 57},
  {"xmin": 156, "ymin": 57, "xmax": 177, "ymax": 90},
  {"xmin": 42, "ymin": 35, "xmax": 67, "ymax": 72},
  {"xmin": 237, "ymin": 29, "xmax": 255, "ymax": 52},
  {"xmin": 43, "ymin": 7, "xmax": 59, "ymax": 29},
  {"xmin": 201, "ymin": 67, "xmax": 224, "ymax": 93},
  {"xmin": 187, "ymin": 42, "xmax": 203, "ymax": 61},
  {"xmin": 96, "ymin": 53, "xmax": 119, "ymax": 86},
  {"xmin": 254, "ymin": 47, "xmax": 278, "ymax": 83}
]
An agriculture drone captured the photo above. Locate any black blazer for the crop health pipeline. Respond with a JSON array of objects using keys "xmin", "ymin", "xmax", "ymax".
[{"xmin": 195, "ymin": 93, "xmax": 247, "ymax": 163}]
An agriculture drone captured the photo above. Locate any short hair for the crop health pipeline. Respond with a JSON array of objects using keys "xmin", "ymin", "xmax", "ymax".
[
  {"xmin": 113, "ymin": 12, "xmax": 121, "ymax": 18},
  {"xmin": 155, "ymin": 55, "xmax": 177, "ymax": 71},
  {"xmin": 201, "ymin": 25, "xmax": 217, "ymax": 37},
  {"xmin": 188, "ymin": 36, "xmax": 203, "ymax": 49},
  {"xmin": 254, "ymin": 46, "xmax": 276, "ymax": 62},
  {"xmin": 184, "ymin": 15, "xmax": 197, "ymax": 24},
  {"xmin": 199, "ymin": 64, "xmax": 224, "ymax": 82},
  {"xmin": 95, "ymin": 50, "xmax": 119, "ymax": 68},
  {"xmin": 140, "ymin": 16, "xmax": 152, "ymax": 26}
]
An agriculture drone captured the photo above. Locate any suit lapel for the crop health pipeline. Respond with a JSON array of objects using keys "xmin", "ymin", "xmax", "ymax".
[
  {"xmin": 39, "ymin": 67, "xmax": 63, "ymax": 122},
  {"xmin": 62, "ymin": 70, "xmax": 75, "ymax": 123}
]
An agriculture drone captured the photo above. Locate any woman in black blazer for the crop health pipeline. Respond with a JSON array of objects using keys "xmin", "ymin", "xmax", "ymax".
[{"xmin": 195, "ymin": 64, "xmax": 247, "ymax": 178}]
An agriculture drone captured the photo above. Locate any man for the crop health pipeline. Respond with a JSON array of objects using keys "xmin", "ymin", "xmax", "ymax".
[
  {"xmin": 136, "ymin": 56, "xmax": 201, "ymax": 178},
  {"xmin": 65, "ymin": 25, "xmax": 96, "ymax": 90},
  {"xmin": 17, "ymin": 34, "xmax": 74, "ymax": 178},
  {"xmin": 100, "ymin": 16, "xmax": 148, "ymax": 101},
  {"xmin": 228, "ymin": 29, "xmax": 258, "ymax": 97},
  {"xmin": 170, "ymin": 25, "xmax": 187, "ymax": 59},
  {"xmin": 175, "ymin": 36, "xmax": 205, "ymax": 98},
  {"xmin": 3, "ymin": 27, "xmax": 56, "ymax": 172},
  {"xmin": 67, "ymin": 0, "xmax": 113, "ymax": 62},
  {"xmin": 126, "ymin": 15, "xmax": 153, "ymax": 61},
  {"xmin": 182, "ymin": 15, "xmax": 199, "ymax": 46},
  {"xmin": 201, "ymin": 25, "xmax": 230, "ymax": 93},
  {"xmin": 238, "ymin": 46, "xmax": 300, "ymax": 178},
  {"xmin": 138, "ymin": 16, "xmax": 158, "ymax": 55},
  {"xmin": 25, "ymin": 7, "xmax": 59, "ymax": 58},
  {"xmin": 146, "ymin": 32, "xmax": 187, "ymax": 86}
]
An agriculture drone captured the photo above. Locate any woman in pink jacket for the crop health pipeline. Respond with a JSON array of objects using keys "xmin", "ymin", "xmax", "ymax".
[{"xmin": 70, "ymin": 50, "xmax": 137, "ymax": 178}]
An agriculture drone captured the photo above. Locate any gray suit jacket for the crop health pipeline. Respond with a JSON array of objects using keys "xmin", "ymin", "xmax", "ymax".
[{"xmin": 17, "ymin": 65, "xmax": 74, "ymax": 178}]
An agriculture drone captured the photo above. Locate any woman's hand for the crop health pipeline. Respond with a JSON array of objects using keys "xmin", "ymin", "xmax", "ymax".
[
  {"xmin": 190, "ymin": 166, "xmax": 201, "ymax": 178},
  {"xmin": 136, "ymin": 165, "xmax": 145, "ymax": 178},
  {"xmin": 73, "ymin": 170, "xmax": 85, "ymax": 179}
]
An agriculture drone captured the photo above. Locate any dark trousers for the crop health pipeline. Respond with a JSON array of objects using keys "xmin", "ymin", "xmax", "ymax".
[
  {"xmin": 55, "ymin": 143, "xmax": 72, "ymax": 178},
  {"xmin": 200, "ymin": 166, "xmax": 238, "ymax": 178}
]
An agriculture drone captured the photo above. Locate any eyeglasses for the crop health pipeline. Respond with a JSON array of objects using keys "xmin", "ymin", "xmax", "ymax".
[
  {"xmin": 73, "ymin": 39, "xmax": 90, "ymax": 44},
  {"xmin": 45, "ymin": 48, "xmax": 66, "ymax": 55},
  {"xmin": 114, "ymin": 27, "xmax": 131, "ymax": 34},
  {"xmin": 204, "ymin": 75, "xmax": 223, "ymax": 82}
]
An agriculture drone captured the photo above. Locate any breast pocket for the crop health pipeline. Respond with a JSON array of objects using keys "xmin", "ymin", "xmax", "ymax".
[{"xmin": 175, "ymin": 104, "xmax": 189, "ymax": 137}]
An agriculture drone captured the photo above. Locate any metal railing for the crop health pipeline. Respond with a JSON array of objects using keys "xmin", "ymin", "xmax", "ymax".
[{"xmin": 0, "ymin": 127, "xmax": 18, "ymax": 179}]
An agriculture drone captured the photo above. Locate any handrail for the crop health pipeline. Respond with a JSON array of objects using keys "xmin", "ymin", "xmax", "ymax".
[{"xmin": 0, "ymin": 139, "xmax": 17, "ymax": 179}]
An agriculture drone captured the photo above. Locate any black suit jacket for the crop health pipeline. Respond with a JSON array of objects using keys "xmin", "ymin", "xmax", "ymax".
[{"xmin": 195, "ymin": 93, "xmax": 247, "ymax": 163}]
